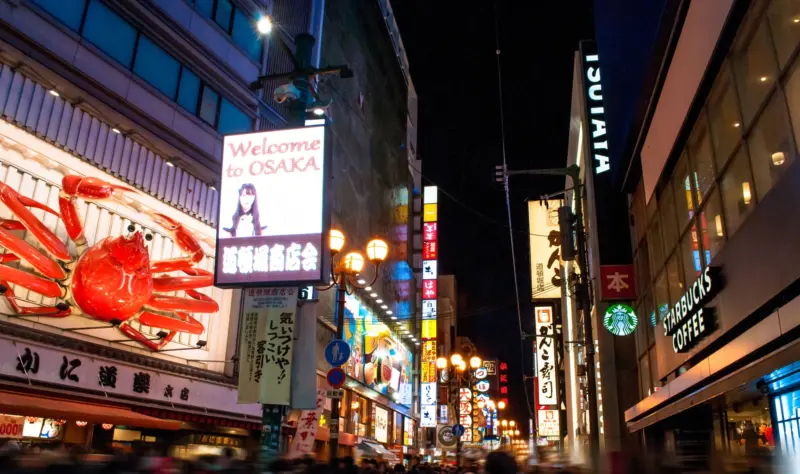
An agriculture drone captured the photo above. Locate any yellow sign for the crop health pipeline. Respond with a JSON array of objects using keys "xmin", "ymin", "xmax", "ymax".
[
  {"xmin": 422, "ymin": 319, "xmax": 437, "ymax": 339},
  {"xmin": 421, "ymin": 340, "xmax": 437, "ymax": 383},
  {"xmin": 423, "ymin": 204, "xmax": 438, "ymax": 222}
]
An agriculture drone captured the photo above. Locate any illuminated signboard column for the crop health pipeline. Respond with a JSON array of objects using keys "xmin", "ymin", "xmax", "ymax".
[
  {"xmin": 535, "ymin": 306, "xmax": 560, "ymax": 439},
  {"xmin": 420, "ymin": 186, "xmax": 439, "ymax": 428}
]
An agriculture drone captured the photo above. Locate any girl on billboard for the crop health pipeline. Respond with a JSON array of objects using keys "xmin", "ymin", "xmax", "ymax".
[{"xmin": 222, "ymin": 183, "xmax": 265, "ymax": 238}]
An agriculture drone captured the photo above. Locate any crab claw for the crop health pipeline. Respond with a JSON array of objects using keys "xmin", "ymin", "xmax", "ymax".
[
  {"xmin": 150, "ymin": 213, "xmax": 204, "ymax": 264},
  {"xmin": 0, "ymin": 183, "xmax": 69, "ymax": 261},
  {"xmin": 59, "ymin": 176, "xmax": 137, "ymax": 243}
]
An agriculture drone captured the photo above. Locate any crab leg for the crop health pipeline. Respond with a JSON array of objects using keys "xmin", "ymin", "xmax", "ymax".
[
  {"xmin": 0, "ymin": 265, "xmax": 62, "ymax": 298},
  {"xmin": 138, "ymin": 311, "xmax": 204, "ymax": 335},
  {"xmin": 119, "ymin": 317, "xmax": 177, "ymax": 352},
  {"xmin": 59, "ymin": 176, "xmax": 136, "ymax": 245},
  {"xmin": 0, "ymin": 183, "xmax": 70, "ymax": 261},
  {"xmin": 0, "ymin": 228, "xmax": 66, "ymax": 279},
  {"xmin": 0, "ymin": 279, "xmax": 70, "ymax": 317},
  {"xmin": 148, "ymin": 213, "xmax": 205, "ymax": 270},
  {"xmin": 146, "ymin": 293, "xmax": 219, "ymax": 313},
  {"xmin": 152, "ymin": 274, "xmax": 214, "ymax": 292}
]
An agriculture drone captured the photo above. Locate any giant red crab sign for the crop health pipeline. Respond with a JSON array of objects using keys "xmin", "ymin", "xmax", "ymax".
[{"xmin": 0, "ymin": 175, "xmax": 219, "ymax": 351}]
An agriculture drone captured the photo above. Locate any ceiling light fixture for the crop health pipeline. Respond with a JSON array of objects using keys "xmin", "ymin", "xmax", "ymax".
[
  {"xmin": 111, "ymin": 128, "xmax": 121, "ymax": 134},
  {"xmin": 48, "ymin": 89, "xmax": 60, "ymax": 97},
  {"xmin": 760, "ymin": 76, "xmax": 769, "ymax": 82},
  {"xmin": 381, "ymin": 305, "xmax": 388, "ymax": 309},
  {"xmin": 386, "ymin": 310, "xmax": 393, "ymax": 314},
  {"xmin": 376, "ymin": 299, "xmax": 383, "ymax": 304},
  {"xmin": 370, "ymin": 293, "xmax": 378, "ymax": 297},
  {"xmin": 357, "ymin": 279, "xmax": 366, "ymax": 284}
]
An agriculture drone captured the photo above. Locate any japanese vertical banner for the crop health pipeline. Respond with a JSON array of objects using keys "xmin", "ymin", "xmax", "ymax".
[
  {"xmin": 288, "ymin": 389, "xmax": 325, "ymax": 457},
  {"xmin": 534, "ymin": 306, "xmax": 558, "ymax": 406},
  {"xmin": 238, "ymin": 287, "xmax": 299, "ymax": 405}
]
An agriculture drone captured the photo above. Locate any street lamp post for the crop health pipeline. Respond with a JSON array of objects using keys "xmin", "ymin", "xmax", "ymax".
[
  {"xmin": 317, "ymin": 230, "xmax": 389, "ymax": 461},
  {"xmin": 436, "ymin": 354, "xmax": 482, "ymax": 468}
]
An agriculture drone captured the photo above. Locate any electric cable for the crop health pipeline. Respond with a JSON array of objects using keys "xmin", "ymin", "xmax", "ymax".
[{"xmin": 493, "ymin": 1, "xmax": 535, "ymax": 421}]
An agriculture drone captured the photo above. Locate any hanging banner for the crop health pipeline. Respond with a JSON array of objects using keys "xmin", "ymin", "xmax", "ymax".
[
  {"xmin": 528, "ymin": 200, "xmax": 563, "ymax": 300},
  {"xmin": 534, "ymin": 306, "xmax": 558, "ymax": 406},
  {"xmin": 288, "ymin": 389, "xmax": 326, "ymax": 457},
  {"xmin": 238, "ymin": 288, "xmax": 299, "ymax": 404}
]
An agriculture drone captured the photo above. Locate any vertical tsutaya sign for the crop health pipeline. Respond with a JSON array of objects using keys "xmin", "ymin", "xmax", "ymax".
[
  {"xmin": 535, "ymin": 306, "xmax": 558, "ymax": 406},
  {"xmin": 237, "ymin": 288, "xmax": 299, "ymax": 404},
  {"xmin": 528, "ymin": 200, "xmax": 563, "ymax": 300},
  {"xmin": 421, "ymin": 186, "xmax": 439, "ymax": 428},
  {"xmin": 216, "ymin": 125, "xmax": 330, "ymax": 287},
  {"xmin": 288, "ymin": 389, "xmax": 325, "ymax": 457},
  {"xmin": 582, "ymin": 50, "xmax": 609, "ymax": 175}
]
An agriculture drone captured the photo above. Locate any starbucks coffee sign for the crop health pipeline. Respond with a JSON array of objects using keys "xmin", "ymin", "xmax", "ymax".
[{"xmin": 662, "ymin": 267, "xmax": 722, "ymax": 353}]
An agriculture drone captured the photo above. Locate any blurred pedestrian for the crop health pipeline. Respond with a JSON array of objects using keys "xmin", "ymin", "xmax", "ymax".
[{"xmin": 485, "ymin": 452, "xmax": 517, "ymax": 474}]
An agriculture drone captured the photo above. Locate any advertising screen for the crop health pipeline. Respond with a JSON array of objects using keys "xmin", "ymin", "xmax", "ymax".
[
  {"xmin": 215, "ymin": 125, "xmax": 329, "ymax": 287},
  {"xmin": 343, "ymin": 293, "xmax": 412, "ymax": 406}
]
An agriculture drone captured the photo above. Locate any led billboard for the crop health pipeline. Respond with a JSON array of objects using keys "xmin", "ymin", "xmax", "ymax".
[{"xmin": 215, "ymin": 125, "xmax": 329, "ymax": 287}]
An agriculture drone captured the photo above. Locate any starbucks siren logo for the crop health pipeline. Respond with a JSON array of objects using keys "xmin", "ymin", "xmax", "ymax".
[{"xmin": 603, "ymin": 303, "xmax": 638, "ymax": 336}]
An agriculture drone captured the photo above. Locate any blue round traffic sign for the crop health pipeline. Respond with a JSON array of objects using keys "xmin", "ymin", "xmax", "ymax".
[
  {"xmin": 452, "ymin": 424, "xmax": 465, "ymax": 437},
  {"xmin": 325, "ymin": 339, "xmax": 351, "ymax": 367},
  {"xmin": 327, "ymin": 367, "xmax": 346, "ymax": 389}
]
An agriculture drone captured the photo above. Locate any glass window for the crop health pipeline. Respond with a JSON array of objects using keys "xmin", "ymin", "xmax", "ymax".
[
  {"xmin": 635, "ymin": 242, "xmax": 651, "ymax": 296},
  {"xmin": 783, "ymin": 55, "xmax": 800, "ymax": 153},
  {"xmin": 218, "ymin": 99, "xmax": 252, "ymax": 135},
  {"xmin": 647, "ymin": 216, "xmax": 664, "ymax": 277},
  {"xmin": 177, "ymin": 69, "xmax": 201, "ymax": 113},
  {"xmin": 679, "ymin": 223, "xmax": 702, "ymax": 286},
  {"xmin": 666, "ymin": 252, "xmax": 684, "ymax": 307},
  {"xmin": 199, "ymin": 85, "xmax": 219, "ymax": 126},
  {"xmin": 132, "ymin": 36, "xmax": 180, "ymax": 99},
  {"xmin": 673, "ymin": 153, "xmax": 696, "ymax": 226},
  {"xmin": 214, "ymin": 0, "xmax": 234, "ymax": 31},
  {"xmin": 688, "ymin": 120, "xmax": 717, "ymax": 204},
  {"xmin": 32, "ymin": 0, "xmax": 87, "ymax": 31},
  {"xmin": 720, "ymin": 147, "xmax": 757, "ymax": 235},
  {"xmin": 82, "ymin": 1, "xmax": 137, "ymax": 67},
  {"xmin": 732, "ymin": 19, "xmax": 780, "ymax": 127},
  {"xmin": 767, "ymin": 0, "xmax": 800, "ymax": 69},
  {"xmin": 232, "ymin": 9, "xmax": 263, "ymax": 62},
  {"xmin": 632, "ymin": 181, "xmax": 647, "ymax": 245},
  {"xmin": 659, "ymin": 186, "xmax": 679, "ymax": 254},
  {"xmin": 639, "ymin": 353, "xmax": 652, "ymax": 398},
  {"xmin": 194, "ymin": 0, "xmax": 214, "ymax": 18},
  {"xmin": 747, "ymin": 91, "xmax": 795, "ymax": 200},
  {"xmin": 654, "ymin": 271, "xmax": 670, "ymax": 329},
  {"xmin": 707, "ymin": 65, "xmax": 743, "ymax": 168},
  {"xmin": 698, "ymin": 188, "xmax": 725, "ymax": 262}
]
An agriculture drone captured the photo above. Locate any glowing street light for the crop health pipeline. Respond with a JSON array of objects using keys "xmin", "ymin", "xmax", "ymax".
[{"xmin": 256, "ymin": 16, "xmax": 273, "ymax": 34}]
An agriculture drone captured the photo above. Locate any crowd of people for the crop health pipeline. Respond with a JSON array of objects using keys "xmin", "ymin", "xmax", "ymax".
[{"xmin": 0, "ymin": 439, "xmax": 788, "ymax": 473}]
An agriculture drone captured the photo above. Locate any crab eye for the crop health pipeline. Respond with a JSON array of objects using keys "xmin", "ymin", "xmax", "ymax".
[
  {"xmin": 127, "ymin": 224, "xmax": 135, "ymax": 233},
  {"xmin": 145, "ymin": 233, "xmax": 153, "ymax": 241}
]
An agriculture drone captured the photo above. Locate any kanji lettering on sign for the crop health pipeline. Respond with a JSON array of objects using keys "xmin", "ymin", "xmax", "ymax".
[
  {"xmin": 180, "ymin": 387, "xmax": 190, "ymax": 401},
  {"xmin": 133, "ymin": 372, "xmax": 151, "ymax": 394},
  {"xmin": 59, "ymin": 356, "xmax": 81, "ymax": 382},
  {"xmin": 599, "ymin": 264, "xmax": 638, "ymax": 300},
  {"xmin": 164, "ymin": 385, "xmax": 174, "ymax": 398},
  {"xmin": 98, "ymin": 366, "xmax": 117, "ymax": 388},
  {"xmin": 16, "ymin": 348, "xmax": 39, "ymax": 374}
]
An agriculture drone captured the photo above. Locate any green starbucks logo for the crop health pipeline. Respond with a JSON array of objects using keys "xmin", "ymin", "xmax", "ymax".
[{"xmin": 603, "ymin": 303, "xmax": 638, "ymax": 336}]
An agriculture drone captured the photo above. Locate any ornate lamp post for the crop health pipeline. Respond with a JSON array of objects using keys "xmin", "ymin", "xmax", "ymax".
[
  {"xmin": 437, "ymin": 353, "xmax": 482, "ymax": 467},
  {"xmin": 318, "ymin": 229, "xmax": 388, "ymax": 461}
]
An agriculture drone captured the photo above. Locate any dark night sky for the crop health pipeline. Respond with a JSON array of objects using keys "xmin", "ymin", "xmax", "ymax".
[{"xmin": 392, "ymin": 2, "xmax": 595, "ymax": 427}]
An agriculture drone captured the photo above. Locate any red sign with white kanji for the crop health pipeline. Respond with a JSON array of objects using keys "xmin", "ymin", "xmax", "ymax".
[
  {"xmin": 423, "ymin": 222, "xmax": 438, "ymax": 242},
  {"xmin": 423, "ymin": 241, "xmax": 437, "ymax": 260},
  {"xmin": 599, "ymin": 264, "xmax": 637, "ymax": 300},
  {"xmin": 422, "ymin": 280, "xmax": 437, "ymax": 299}
]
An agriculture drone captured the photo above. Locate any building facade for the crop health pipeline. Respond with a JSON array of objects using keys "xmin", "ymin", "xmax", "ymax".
[
  {"xmin": 594, "ymin": 0, "xmax": 800, "ymax": 469},
  {"xmin": 0, "ymin": 0, "xmax": 418, "ymax": 458}
]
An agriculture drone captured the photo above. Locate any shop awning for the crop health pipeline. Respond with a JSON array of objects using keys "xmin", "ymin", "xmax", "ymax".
[
  {"xmin": 356, "ymin": 439, "xmax": 399, "ymax": 462},
  {"xmin": 0, "ymin": 391, "xmax": 183, "ymax": 430}
]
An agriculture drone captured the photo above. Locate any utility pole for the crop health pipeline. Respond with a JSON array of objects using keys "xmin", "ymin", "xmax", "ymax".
[
  {"xmin": 250, "ymin": 27, "xmax": 352, "ymax": 462},
  {"xmin": 499, "ymin": 164, "xmax": 600, "ymax": 465}
]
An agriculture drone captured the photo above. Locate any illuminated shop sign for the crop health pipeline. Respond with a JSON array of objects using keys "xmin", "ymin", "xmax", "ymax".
[
  {"xmin": 215, "ymin": 125, "xmax": 330, "ymax": 287},
  {"xmin": 535, "ymin": 306, "xmax": 558, "ymax": 406},
  {"xmin": 603, "ymin": 303, "xmax": 638, "ymax": 337},
  {"xmin": 582, "ymin": 53, "xmax": 609, "ymax": 175},
  {"xmin": 662, "ymin": 267, "xmax": 722, "ymax": 353},
  {"xmin": 421, "ymin": 186, "xmax": 439, "ymax": 428}
]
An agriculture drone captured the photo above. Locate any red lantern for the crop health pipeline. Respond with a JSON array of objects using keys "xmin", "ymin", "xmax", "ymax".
[
  {"xmin": 54, "ymin": 419, "xmax": 66, "ymax": 425},
  {"xmin": 75, "ymin": 421, "xmax": 88, "ymax": 427},
  {"xmin": 26, "ymin": 417, "xmax": 39, "ymax": 424},
  {"xmin": 102, "ymin": 424, "xmax": 113, "ymax": 430}
]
